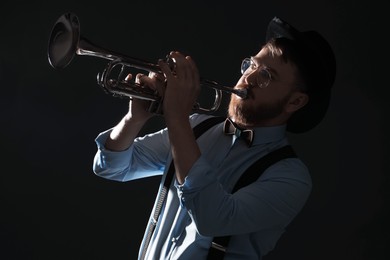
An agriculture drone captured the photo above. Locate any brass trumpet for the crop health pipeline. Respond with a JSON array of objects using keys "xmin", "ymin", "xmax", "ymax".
[{"xmin": 47, "ymin": 12, "xmax": 247, "ymax": 114}]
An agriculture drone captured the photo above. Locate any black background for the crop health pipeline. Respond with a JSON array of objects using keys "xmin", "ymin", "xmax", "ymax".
[{"xmin": 1, "ymin": 1, "xmax": 383, "ymax": 260}]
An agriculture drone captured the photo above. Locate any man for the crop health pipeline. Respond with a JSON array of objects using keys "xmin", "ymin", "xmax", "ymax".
[{"xmin": 93, "ymin": 16, "xmax": 336, "ymax": 259}]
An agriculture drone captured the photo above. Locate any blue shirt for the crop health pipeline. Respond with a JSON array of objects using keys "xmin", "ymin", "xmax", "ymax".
[{"xmin": 93, "ymin": 113, "xmax": 312, "ymax": 259}]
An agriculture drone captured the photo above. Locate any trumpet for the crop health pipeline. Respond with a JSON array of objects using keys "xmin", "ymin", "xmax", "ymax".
[{"xmin": 47, "ymin": 12, "xmax": 247, "ymax": 114}]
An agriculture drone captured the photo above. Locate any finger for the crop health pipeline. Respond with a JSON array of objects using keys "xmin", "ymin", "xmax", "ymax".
[
  {"xmin": 135, "ymin": 73, "xmax": 145, "ymax": 84},
  {"xmin": 158, "ymin": 59, "xmax": 174, "ymax": 80},
  {"xmin": 149, "ymin": 71, "xmax": 165, "ymax": 82},
  {"xmin": 186, "ymin": 56, "xmax": 199, "ymax": 84},
  {"xmin": 170, "ymin": 51, "xmax": 188, "ymax": 78},
  {"xmin": 136, "ymin": 73, "xmax": 161, "ymax": 92},
  {"xmin": 136, "ymin": 73, "xmax": 153, "ymax": 86},
  {"xmin": 125, "ymin": 73, "xmax": 133, "ymax": 82},
  {"xmin": 149, "ymin": 72, "xmax": 166, "ymax": 96}
]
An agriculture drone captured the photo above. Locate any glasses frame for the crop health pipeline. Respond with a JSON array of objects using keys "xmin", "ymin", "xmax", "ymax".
[{"xmin": 240, "ymin": 57, "xmax": 272, "ymax": 89}]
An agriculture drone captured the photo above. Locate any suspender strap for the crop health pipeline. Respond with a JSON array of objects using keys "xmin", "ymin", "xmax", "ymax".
[
  {"xmin": 233, "ymin": 145, "xmax": 297, "ymax": 193},
  {"xmin": 207, "ymin": 145, "xmax": 297, "ymax": 260},
  {"xmin": 140, "ymin": 116, "xmax": 225, "ymax": 259}
]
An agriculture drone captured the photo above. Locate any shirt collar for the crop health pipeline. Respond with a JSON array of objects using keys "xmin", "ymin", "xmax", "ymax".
[{"xmin": 250, "ymin": 124, "xmax": 287, "ymax": 146}]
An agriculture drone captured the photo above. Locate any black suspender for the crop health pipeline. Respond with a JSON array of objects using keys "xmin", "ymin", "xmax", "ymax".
[{"xmin": 206, "ymin": 145, "xmax": 297, "ymax": 259}]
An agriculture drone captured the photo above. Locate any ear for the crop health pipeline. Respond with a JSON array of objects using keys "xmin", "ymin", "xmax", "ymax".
[{"xmin": 285, "ymin": 92, "xmax": 309, "ymax": 113}]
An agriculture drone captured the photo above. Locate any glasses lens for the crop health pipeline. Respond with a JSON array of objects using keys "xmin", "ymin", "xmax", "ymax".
[
  {"xmin": 241, "ymin": 58, "xmax": 251, "ymax": 74},
  {"xmin": 257, "ymin": 68, "xmax": 272, "ymax": 88}
]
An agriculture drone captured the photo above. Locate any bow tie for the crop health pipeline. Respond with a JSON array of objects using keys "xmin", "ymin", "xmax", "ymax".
[{"xmin": 223, "ymin": 118, "xmax": 254, "ymax": 147}]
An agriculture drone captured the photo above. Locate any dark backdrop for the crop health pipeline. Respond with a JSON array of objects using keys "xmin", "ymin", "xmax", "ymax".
[{"xmin": 1, "ymin": 1, "xmax": 383, "ymax": 260}]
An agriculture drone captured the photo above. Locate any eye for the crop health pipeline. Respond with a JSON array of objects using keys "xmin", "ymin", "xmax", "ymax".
[
  {"xmin": 256, "ymin": 68, "xmax": 272, "ymax": 88},
  {"xmin": 258, "ymin": 68, "xmax": 272, "ymax": 81}
]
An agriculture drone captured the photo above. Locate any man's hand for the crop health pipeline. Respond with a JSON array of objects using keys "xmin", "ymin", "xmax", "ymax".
[
  {"xmin": 158, "ymin": 51, "xmax": 200, "ymax": 123},
  {"xmin": 124, "ymin": 71, "xmax": 165, "ymax": 123},
  {"xmin": 157, "ymin": 51, "xmax": 202, "ymax": 184},
  {"xmin": 104, "ymin": 71, "xmax": 165, "ymax": 152}
]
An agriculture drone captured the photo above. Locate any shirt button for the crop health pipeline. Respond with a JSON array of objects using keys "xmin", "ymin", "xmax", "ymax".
[{"xmin": 171, "ymin": 237, "xmax": 177, "ymax": 243}]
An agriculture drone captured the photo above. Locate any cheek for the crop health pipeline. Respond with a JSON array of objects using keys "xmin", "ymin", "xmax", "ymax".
[{"xmin": 251, "ymin": 86, "xmax": 284, "ymax": 103}]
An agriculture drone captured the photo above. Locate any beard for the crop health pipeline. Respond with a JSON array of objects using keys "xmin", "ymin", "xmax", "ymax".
[{"xmin": 228, "ymin": 92, "xmax": 291, "ymax": 127}]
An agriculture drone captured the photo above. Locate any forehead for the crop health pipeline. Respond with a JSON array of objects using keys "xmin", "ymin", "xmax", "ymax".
[{"xmin": 252, "ymin": 47, "xmax": 298, "ymax": 83}]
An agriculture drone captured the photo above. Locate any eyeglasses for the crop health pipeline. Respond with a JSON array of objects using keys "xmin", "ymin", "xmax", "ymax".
[{"xmin": 240, "ymin": 57, "xmax": 272, "ymax": 88}]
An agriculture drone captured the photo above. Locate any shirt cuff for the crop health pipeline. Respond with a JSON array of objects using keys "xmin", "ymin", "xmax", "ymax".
[{"xmin": 94, "ymin": 128, "xmax": 134, "ymax": 170}]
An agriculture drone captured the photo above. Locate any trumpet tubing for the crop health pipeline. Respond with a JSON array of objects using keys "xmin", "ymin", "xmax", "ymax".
[{"xmin": 47, "ymin": 12, "xmax": 247, "ymax": 114}]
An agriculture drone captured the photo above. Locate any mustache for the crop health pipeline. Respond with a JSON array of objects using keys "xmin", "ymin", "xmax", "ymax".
[{"xmin": 234, "ymin": 84, "xmax": 254, "ymax": 99}]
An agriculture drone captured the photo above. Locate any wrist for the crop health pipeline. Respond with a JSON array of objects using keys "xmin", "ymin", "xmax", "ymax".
[{"xmin": 124, "ymin": 111, "xmax": 151, "ymax": 126}]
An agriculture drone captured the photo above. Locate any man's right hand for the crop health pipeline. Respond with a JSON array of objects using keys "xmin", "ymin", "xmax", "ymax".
[
  {"xmin": 124, "ymin": 72, "xmax": 166, "ymax": 124},
  {"xmin": 104, "ymin": 71, "xmax": 165, "ymax": 152}
]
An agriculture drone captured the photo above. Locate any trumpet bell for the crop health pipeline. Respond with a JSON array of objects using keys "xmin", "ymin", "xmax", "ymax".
[{"xmin": 48, "ymin": 12, "xmax": 80, "ymax": 69}]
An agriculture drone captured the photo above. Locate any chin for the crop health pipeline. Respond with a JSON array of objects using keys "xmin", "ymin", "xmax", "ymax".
[
  {"xmin": 228, "ymin": 93, "xmax": 287, "ymax": 128},
  {"xmin": 228, "ymin": 99, "xmax": 251, "ymax": 126}
]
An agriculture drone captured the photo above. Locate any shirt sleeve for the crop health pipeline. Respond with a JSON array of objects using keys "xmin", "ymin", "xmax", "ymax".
[
  {"xmin": 175, "ymin": 156, "xmax": 312, "ymax": 237},
  {"xmin": 92, "ymin": 113, "xmax": 210, "ymax": 182},
  {"xmin": 93, "ymin": 127, "xmax": 171, "ymax": 182}
]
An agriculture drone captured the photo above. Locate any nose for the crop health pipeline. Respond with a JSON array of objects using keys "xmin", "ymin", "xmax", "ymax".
[{"xmin": 243, "ymin": 69, "xmax": 257, "ymax": 87}]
